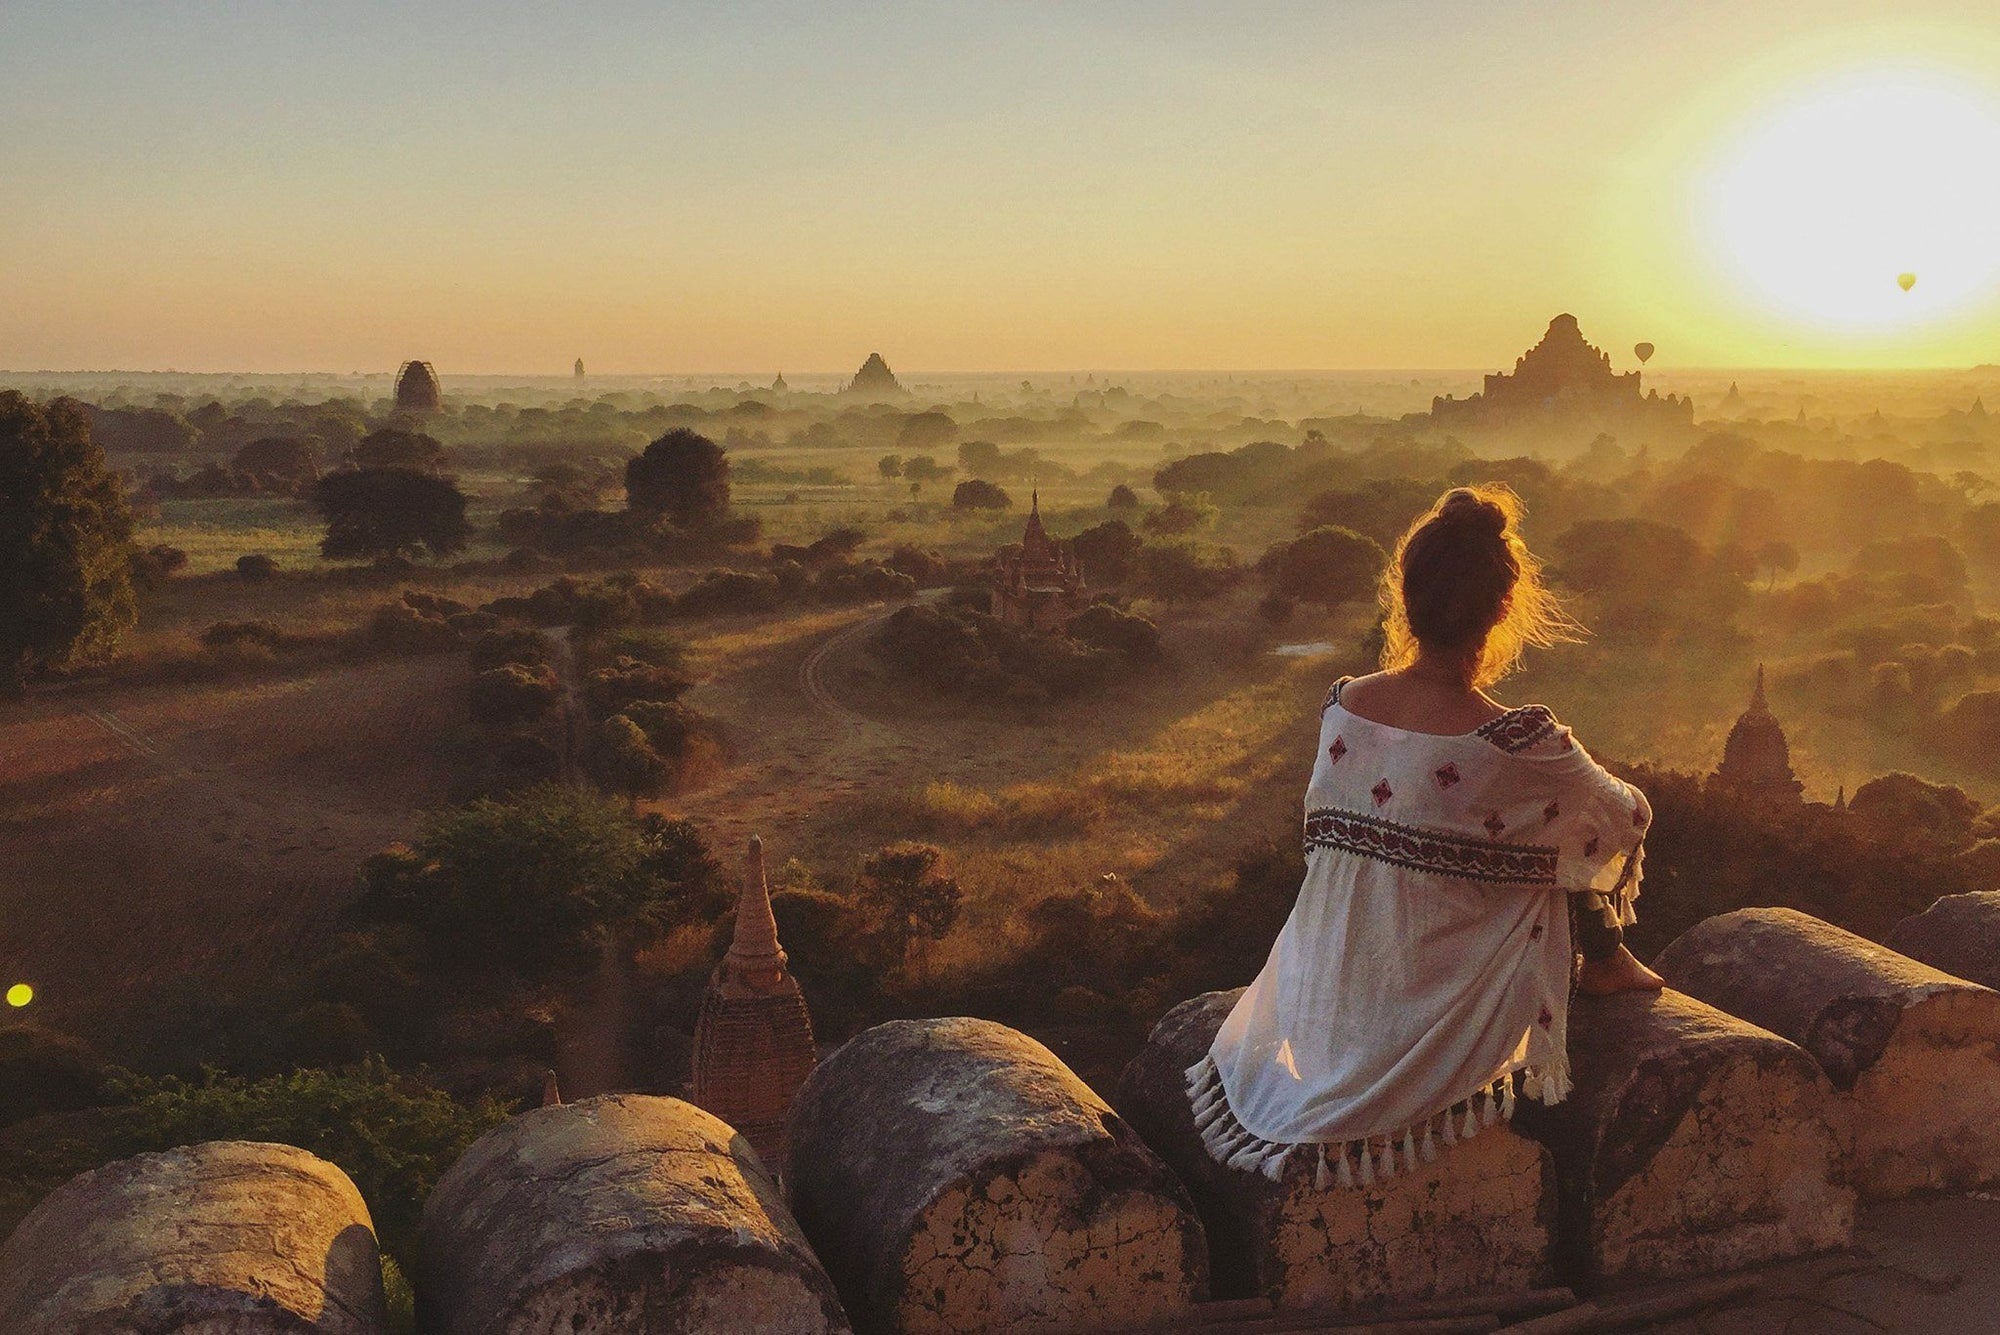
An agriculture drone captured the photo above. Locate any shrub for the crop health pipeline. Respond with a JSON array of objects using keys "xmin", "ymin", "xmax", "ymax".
[
  {"xmin": 596, "ymin": 628, "xmax": 688, "ymax": 670},
  {"xmin": 1133, "ymin": 540, "xmax": 1240, "ymax": 601},
  {"xmin": 885, "ymin": 544, "xmax": 947, "ymax": 584},
  {"xmin": 594, "ymin": 714, "xmax": 670, "ymax": 799},
  {"xmin": 0, "ymin": 1025, "xmax": 110, "ymax": 1128},
  {"xmin": 586, "ymin": 657, "xmax": 692, "ymax": 714},
  {"xmin": 1107, "ymin": 483, "xmax": 1141, "ymax": 510},
  {"xmin": 369, "ymin": 601, "xmax": 458, "ymax": 653},
  {"xmin": 130, "ymin": 544, "xmax": 189, "ymax": 586},
  {"xmin": 672, "ymin": 570, "xmax": 782, "ymax": 618},
  {"xmin": 626, "ymin": 428, "xmax": 730, "ymax": 526},
  {"xmin": 1067, "ymin": 603, "xmax": 1162, "ymax": 662},
  {"xmin": 237, "ymin": 553, "xmax": 278, "ymax": 582},
  {"xmin": 952, "ymin": 479, "xmax": 1012, "ymax": 510},
  {"xmin": 470, "ymin": 627, "xmax": 553, "ymax": 673},
  {"xmin": 200, "ymin": 620, "xmax": 285, "ymax": 652},
  {"xmin": 469, "ymin": 663, "xmax": 562, "ymax": 727},
  {"xmin": 1257, "ymin": 592, "xmax": 1297, "ymax": 626}
]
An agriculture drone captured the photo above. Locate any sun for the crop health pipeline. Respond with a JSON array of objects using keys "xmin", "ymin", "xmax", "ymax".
[{"xmin": 1698, "ymin": 67, "xmax": 2000, "ymax": 331}]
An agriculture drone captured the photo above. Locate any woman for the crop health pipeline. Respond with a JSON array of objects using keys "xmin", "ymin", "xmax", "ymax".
[{"xmin": 1187, "ymin": 486, "xmax": 1661, "ymax": 1190}]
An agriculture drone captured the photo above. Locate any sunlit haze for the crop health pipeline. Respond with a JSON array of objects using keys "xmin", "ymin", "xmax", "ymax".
[{"xmin": 4, "ymin": 1, "xmax": 2000, "ymax": 372}]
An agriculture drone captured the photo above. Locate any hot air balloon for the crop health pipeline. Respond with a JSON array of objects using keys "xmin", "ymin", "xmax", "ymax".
[
  {"xmin": 1898, "ymin": 273, "xmax": 1917, "ymax": 292},
  {"xmin": 1633, "ymin": 342, "xmax": 1655, "ymax": 365}
]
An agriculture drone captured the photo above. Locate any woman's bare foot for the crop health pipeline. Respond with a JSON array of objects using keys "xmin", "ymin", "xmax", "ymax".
[{"xmin": 1577, "ymin": 945, "xmax": 1666, "ymax": 996}]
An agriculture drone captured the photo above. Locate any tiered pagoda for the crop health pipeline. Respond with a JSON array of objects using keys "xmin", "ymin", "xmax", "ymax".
[
  {"xmin": 691, "ymin": 837, "xmax": 818, "ymax": 1170},
  {"xmin": 1431, "ymin": 314, "xmax": 1692, "ymax": 429},
  {"xmin": 992, "ymin": 492, "xmax": 1084, "ymax": 633}
]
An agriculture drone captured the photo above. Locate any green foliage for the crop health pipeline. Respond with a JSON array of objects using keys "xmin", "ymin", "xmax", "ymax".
[
  {"xmin": 1071, "ymin": 519, "xmax": 1142, "ymax": 585},
  {"xmin": 1132, "ymin": 538, "xmax": 1240, "ymax": 601},
  {"xmin": 356, "ymin": 786, "xmax": 724, "ymax": 977},
  {"xmin": 314, "ymin": 468, "xmax": 470, "ymax": 562},
  {"xmin": 1297, "ymin": 477, "xmax": 1441, "ymax": 545},
  {"xmin": 595, "ymin": 714, "xmax": 670, "ymax": 799},
  {"xmin": 625, "ymin": 428, "xmax": 730, "ymax": 525},
  {"xmin": 859, "ymin": 842, "xmax": 963, "ymax": 963},
  {"xmin": 897, "ymin": 412, "xmax": 958, "ymax": 452},
  {"xmin": 0, "ymin": 392, "xmax": 138, "ymax": 688},
  {"xmin": 353, "ymin": 428, "xmax": 444, "ymax": 472},
  {"xmin": 1107, "ymin": 483, "xmax": 1141, "ymax": 511},
  {"xmin": 1257, "ymin": 525, "xmax": 1385, "ymax": 606},
  {"xmin": 952, "ymin": 478, "xmax": 1011, "ymax": 510},
  {"xmin": 1141, "ymin": 492, "xmax": 1218, "ymax": 535},
  {"xmin": 1067, "ymin": 603, "xmax": 1162, "ymax": 662},
  {"xmin": 0, "ymin": 1059, "xmax": 510, "ymax": 1269},
  {"xmin": 873, "ymin": 602, "xmax": 1117, "ymax": 702},
  {"xmin": 468, "ymin": 663, "xmax": 561, "ymax": 728}
]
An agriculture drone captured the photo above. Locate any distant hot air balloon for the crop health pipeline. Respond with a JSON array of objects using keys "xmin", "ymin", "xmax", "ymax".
[
  {"xmin": 1633, "ymin": 342, "xmax": 1655, "ymax": 365},
  {"xmin": 1898, "ymin": 272, "xmax": 1917, "ymax": 292}
]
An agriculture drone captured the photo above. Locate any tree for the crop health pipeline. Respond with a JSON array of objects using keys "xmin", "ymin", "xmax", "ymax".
[
  {"xmin": 1106, "ymin": 484, "xmax": 1141, "ymax": 511},
  {"xmin": 902, "ymin": 456, "xmax": 951, "ymax": 484},
  {"xmin": 1142, "ymin": 492, "xmax": 1218, "ymax": 535},
  {"xmin": 877, "ymin": 454, "xmax": 903, "ymax": 480},
  {"xmin": 859, "ymin": 842, "xmax": 962, "ymax": 972},
  {"xmin": 952, "ymin": 479, "xmax": 1011, "ymax": 510},
  {"xmin": 0, "ymin": 393, "xmax": 137, "ymax": 692},
  {"xmin": 355, "ymin": 785, "xmax": 723, "ymax": 978},
  {"xmin": 1755, "ymin": 539, "xmax": 1800, "ymax": 590},
  {"xmin": 1071, "ymin": 519, "xmax": 1142, "ymax": 584},
  {"xmin": 897, "ymin": 412, "xmax": 957, "ymax": 452},
  {"xmin": 351, "ymin": 427, "xmax": 445, "ymax": 473},
  {"xmin": 957, "ymin": 440, "xmax": 1003, "ymax": 479},
  {"xmin": 315, "ymin": 468, "xmax": 470, "ymax": 562},
  {"xmin": 625, "ymin": 428, "xmax": 730, "ymax": 526},
  {"xmin": 1257, "ymin": 526, "xmax": 1385, "ymax": 605},
  {"xmin": 233, "ymin": 436, "xmax": 321, "ymax": 483}
]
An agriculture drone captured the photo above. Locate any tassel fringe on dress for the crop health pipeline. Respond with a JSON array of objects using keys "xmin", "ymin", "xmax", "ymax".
[{"xmin": 1183, "ymin": 1051, "xmax": 1570, "ymax": 1187}]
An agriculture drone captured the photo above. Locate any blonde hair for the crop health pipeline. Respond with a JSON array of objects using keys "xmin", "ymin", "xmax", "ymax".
[{"xmin": 1377, "ymin": 484, "xmax": 1581, "ymax": 689}]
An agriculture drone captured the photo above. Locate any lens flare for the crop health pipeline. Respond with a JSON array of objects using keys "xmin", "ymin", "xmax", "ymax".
[{"xmin": 4, "ymin": 983, "xmax": 32, "ymax": 1008}]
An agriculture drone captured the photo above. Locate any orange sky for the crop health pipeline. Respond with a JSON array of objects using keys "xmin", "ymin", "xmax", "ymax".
[{"xmin": 3, "ymin": 2, "xmax": 1999, "ymax": 373}]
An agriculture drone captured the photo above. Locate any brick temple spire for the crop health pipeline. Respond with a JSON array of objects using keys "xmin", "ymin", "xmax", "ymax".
[{"xmin": 691, "ymin": 836, "xmax": 818, "ymax": 1170}]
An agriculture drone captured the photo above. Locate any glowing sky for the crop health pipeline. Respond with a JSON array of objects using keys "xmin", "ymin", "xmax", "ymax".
[{"xmin": 4, "ymin": 1, "xmax": 1999, "ymax": 373}]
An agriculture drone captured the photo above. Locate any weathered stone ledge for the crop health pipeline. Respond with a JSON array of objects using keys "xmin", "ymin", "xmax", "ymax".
[
  {"xmin": 418, "ymin": 1093, "xmax": 847, "ymax": 1334},
  {"xmin": 786, "ymin": 1015, "xmax": 1207, "ymax": 1333},
  {"xmin": 1658, "ymin": 906, "xmax": 2000, "ymax": 1199},
  {"xmin": 0, "ymin": 1139, "xmax": 387, "ymax": 1334},
  {"xmin": 1116, "ymin": 987, "xmax": 1558, "ymax": 1311},
  {"xmin": 1513, "ymin": 987, "xmax": 1854, "ymax": 1288}
]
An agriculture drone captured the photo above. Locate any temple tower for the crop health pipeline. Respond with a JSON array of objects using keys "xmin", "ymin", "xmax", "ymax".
[
  {"xmin": 992, "ymin": 491, "xmax": 1084, "ymax": 632},
  {"xmin": 691, "ymin": 836, "xmax": 818, "ymax": 1170},
  {"xmin": 1713, "ymin": 666, "xmax": 1804, "ymax": 805},
  {"xmin": 393, "ymin": 360, "xmax": 441, "ymax": 415}
]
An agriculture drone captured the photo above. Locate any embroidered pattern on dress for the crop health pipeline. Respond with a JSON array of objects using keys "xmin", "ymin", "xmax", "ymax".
[
  {"xmin": 1543, "ymin": 800, "xmax": 1561, "ymax": 823},
  {"xmin": 1321, "ymin": 677, "xmax": 1351, "ymax": 713},
  {"xmin": 1483, "ymin": 811, "xmax": 1507, "ymax": 837},
  {"xmin": 1434, "ymin": 762, "xmax": 1461, "ymax": 789},
  {"xmin": 1475, "ymin": 705, "xmax": 1559, "ymax": 754},
  {"xmin": 1328, "ymin": 736, "xmax": 1347, "ymax": 763},
  {"xmin": 1371, "ymin": 780, "xmax": 1394, "ymax": 806},
  {"xmin": 1304, "ymin": 808, "xmax": 1559, "ymax": 885}
]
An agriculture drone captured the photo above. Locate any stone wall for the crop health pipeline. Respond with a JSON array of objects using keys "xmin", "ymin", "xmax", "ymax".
[{"xmin": 6, "ymin": 904, "xmax": 2000, "ymax": 1331}]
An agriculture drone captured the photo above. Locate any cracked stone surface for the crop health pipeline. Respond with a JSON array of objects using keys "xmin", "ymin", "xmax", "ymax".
[
  {"xmin": 786, "ymin": 1016, "xmax": 1206, "ymax": 1333},
  {"xmin": 1515, "ymin": 988, "xmax": 1855, "ymax": 1288},
  {"xmin": 418, "ymin": 1094, "xmax": 847, "ymax": 1334},
  {"xmin": 0, "ymin": 1139, "xmax": 387, "ymax": 1334},
  {"xmin": 1658, "ymin": 907, "xmax": 2000, "ymax": 1200},
  {"xmin": 1887, "ymin": 890, "xmax": 2000, "ymax": 992},
  {"xmin": 1115, "ymin": 989, "xmax": 1557, "ymax": 1309}
]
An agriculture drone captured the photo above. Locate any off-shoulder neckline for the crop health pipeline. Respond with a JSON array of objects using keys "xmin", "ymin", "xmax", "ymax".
[{"xmin": 1325, "ymin": 677, "xmax": 1559, "ymax": 746}]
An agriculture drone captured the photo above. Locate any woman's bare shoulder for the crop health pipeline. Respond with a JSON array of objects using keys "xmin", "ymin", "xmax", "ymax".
[{"xmin": 1336, "ymin": 671, "xmax": 1511, "ymax": 735}]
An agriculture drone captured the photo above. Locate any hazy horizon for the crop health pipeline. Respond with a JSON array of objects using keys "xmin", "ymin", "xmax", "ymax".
[{"xmin": 7, "ymin": 2, "xmax": 2000, "ymax": 374}]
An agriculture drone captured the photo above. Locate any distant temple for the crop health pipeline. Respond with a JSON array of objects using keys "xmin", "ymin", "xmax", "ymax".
[
  {"xmin": 771, "ymin": 371, "xmax": 788, "ymax": 392},
  {"xmin": 574, "ymin": 358, "xmax": 585, "ymax": 379},
  {"xmin": 844, "ymin": 352, "xmax": 905, "ymax": 398},
  {"xmin": 691, "ymin": 837, "xmax": 818, "ymax": 1169},
  {"xmin": 1711, "ymin": 666, "xmax": 1804, "ymax": 805},
  {"xmin": 992, "ymin": 492, "xmax": 1085, "ymax": 633},
  {"xmin": 1431, "ymin": 315, "xmax": 1692, "ymax": 430},
  {"xmin": 393, "ymin": 360, "xmax": 441, "ymax": 415}
]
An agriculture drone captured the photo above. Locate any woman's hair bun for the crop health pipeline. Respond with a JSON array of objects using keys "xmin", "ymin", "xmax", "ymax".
[{"xmin": 1435, "ymin": 488, "xmax": 1507, "ymax": 537}]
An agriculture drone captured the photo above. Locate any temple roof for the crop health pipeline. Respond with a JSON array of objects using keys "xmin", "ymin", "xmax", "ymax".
[{"xmin": 1714, "ymin": 665, "xmax": 1803, "ymax": 801}]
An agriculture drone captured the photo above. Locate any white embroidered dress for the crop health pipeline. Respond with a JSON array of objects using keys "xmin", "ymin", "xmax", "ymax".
[{"xmin": 1186, "ymin": 679, "xmax": 1651, "ymax": 1188}]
